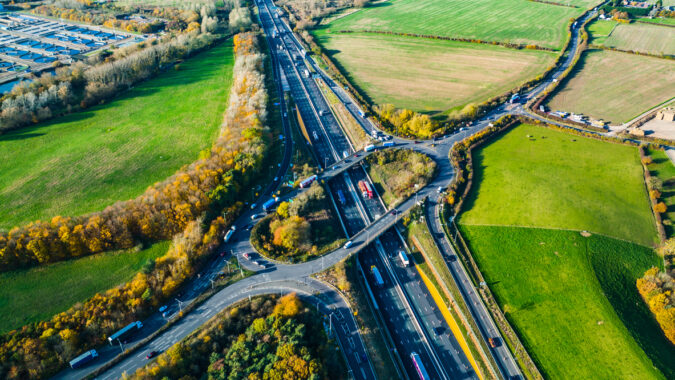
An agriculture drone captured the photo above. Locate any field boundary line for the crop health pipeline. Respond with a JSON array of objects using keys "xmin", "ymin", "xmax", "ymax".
[
  {"xmin": 333, "ymin": 29, "xmax": 556, "ymax": 52},
  {"xmin": 458, "ymin": 223, "xmax": 657, "ymax": 248}
]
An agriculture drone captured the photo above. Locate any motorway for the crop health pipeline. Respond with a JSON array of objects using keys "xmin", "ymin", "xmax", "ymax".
[{"xmin": 54, "ymin": 3, "xmax": 596, "ymax": 380}]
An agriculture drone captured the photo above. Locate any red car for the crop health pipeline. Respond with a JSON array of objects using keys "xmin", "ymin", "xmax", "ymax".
[
  {"xmin": 146, "ymin": 351, "xmax": 158, "ymax": 359},
  {"xmin": 243, "ymin": 253, "xmax": 251, "ymax": 260}
]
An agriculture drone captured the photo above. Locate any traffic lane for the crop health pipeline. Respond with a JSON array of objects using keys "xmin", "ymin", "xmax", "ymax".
[
  {"xmin": 327, "ymin": 176, "xmax": 367, "ymax": 235},
  {"xmin": 359, "ymin": 246, "xmax": 443, "ymax": 380},
  {"xmin": 379, "ymin": 230, "xmax": 477, "ymax": 379},
  {"xmin": 426, "ymin": 200, "xmax": 521, "ymax": 378}
]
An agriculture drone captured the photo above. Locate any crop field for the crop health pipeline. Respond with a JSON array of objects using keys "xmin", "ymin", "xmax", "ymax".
[
  {"xmin": 0, "ymin": 241, "xmax": 169, "ymax": 333},
  {"xmin": 460, "ymin": 123, "xmax": 658, "ymax": 246},
  {"xmin": 325, "ymin": 0, "xmax": 583, "ymax": 49},
  {"xmin": 546, "ymin": 49, "xmax": 675, "ymax": 124},
  {"xmin": 459, "ymin": 226, "xmax": 671, "ymax": 379},
  {"xmin": 316, "ymin": 33, "xmax": 556, "ymax": 112},
  {"xmin": 590, "ymin": 20, "xmax": 675, "ymax": 55},
  {"xmin": 0, "ymin": 41, "xmax": 234, "ymax": 230}
]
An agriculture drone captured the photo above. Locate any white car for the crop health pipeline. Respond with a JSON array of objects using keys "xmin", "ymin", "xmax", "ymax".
[{"xmin": 250, "ymin": 203, "xmax": 257, "ymax": 210}]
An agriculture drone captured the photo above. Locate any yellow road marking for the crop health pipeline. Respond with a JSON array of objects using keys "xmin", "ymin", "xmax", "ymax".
[{"xmin": 416, "ymin": 265, "xmax": 484, "ymax": 380}]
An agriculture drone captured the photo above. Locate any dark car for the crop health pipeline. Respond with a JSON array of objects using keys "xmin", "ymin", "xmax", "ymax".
[
  {"xmin": 146, "ymin": 351, "xmax": 158, "ymax": 359},
  {"xmin": 433, "ymin": 327, "xmax": 445, "ymax": 335}
]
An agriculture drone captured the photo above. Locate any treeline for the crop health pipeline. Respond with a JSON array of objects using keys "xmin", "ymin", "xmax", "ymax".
[
  {"xmin": 251, "ymin": 183, "xmax": 343, "ymax": 262},
  {"xmin": 1, "ymin": 31, "xmax": 219, "ymax": 132},
  {"xmin": 131, "ymin": 293, "xmax": 344, "ymax": 379},
  {"xmin": 374, "ymin": 104, "xmax": 439, "ymax": 138},
  {"xmin": 334, "ymin": 30, "xmax": 554, "ymax": 51},
  {"xmin": 0, "ymin": 31, "xmax": 271, "ymax": 379},
  {"xmin": 637, "ymin": 262, "xmax": 675, "ymax": 344},
  {"xmin": 31, "ymin": 0, "xmax": 219, "ymax": 33},
  {"xmin": 0, "ymin": 32, "xmax": 267, "ymax": 272},
  {"xmin": 278, "ymin": 0, "xmax": 369, "ymax": 29}
]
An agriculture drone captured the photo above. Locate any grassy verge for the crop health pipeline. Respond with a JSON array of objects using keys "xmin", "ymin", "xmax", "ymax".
[
  {"xmin": 365, "ymin": 149, "xmax": 436, "ymax": 208},
  {"xmin": 0, "ymin": 241, "xmax": 169, "ymax": 334},
  {"xmin": 0, "ymin": 41, "xmax": 235, "ymax": 230},
  {"xmin": 459, "ymin": 225, "xmax": 671, "ymax": 379},
  {"xmin": 316, "ymin": 256, "xmax": 401, "ymax": 379},
  {"xmin": 315, "ymin": 77, "xmax": 371, "ymax": 150}
]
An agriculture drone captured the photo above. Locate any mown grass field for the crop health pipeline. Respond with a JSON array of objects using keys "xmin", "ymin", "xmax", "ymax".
[
  {"xmin": 639, "ymin": 18, "xmax": 675, "ymax": 27},
  {"xmin": 0, "ymin": 241, "xmax": 169, "ymax": 333},
  {"xmin": 0, "ymin": 41, "xmax": 234, "ymax": 230},
  {"xmin": 461, "ymin": 123, "xmax": 658, "ymax": 246},
  {"xmin": 546, "ymin": 49, "xmax": 675, "ymax": 123},
  {"xmin": 326, "ymin": 0, "xmax": 583, "ymax": 49},
  {"xmin": 315, "ymin": 33, "xmax": 556, "ymax": 112},
  {"xmin": 589, "ymin": 20, "xmax": 675, "ymax": 55},
  {"xmin": 459, "ymin": 226, "xmax": 671, "ymax": 380}
]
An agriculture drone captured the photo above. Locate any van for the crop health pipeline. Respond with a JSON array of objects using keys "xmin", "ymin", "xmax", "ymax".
[{"xmin": 343, "ymin": 240, "xmax": 353, "ymax": 249}]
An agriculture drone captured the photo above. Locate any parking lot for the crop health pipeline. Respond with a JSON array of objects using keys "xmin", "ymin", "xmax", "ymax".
[{"xmin": 0, "ymin": 13, "xmax": 140, "ymax": 85}]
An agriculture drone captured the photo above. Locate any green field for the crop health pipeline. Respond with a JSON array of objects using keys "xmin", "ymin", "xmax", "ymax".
[
  {"xmin": 0, "ymin": 41, "xmax": 235, "ymax": 230},
  {"xmin": 587, "ymin": 19, "xmax": 617, "ymax": 44},
  {"xmin": 0, "ymin": 241, "xmax": 169, "ymax": 333},
  {"xmin": 647, "ymin": 148, "xmax": 675, "ymax": 236},
  {"xmin": 461, "ymin": 123, "xmax": 658, "ymax": 246},
  {"xmin": 589, "ymin": 20, "xmax": 675, "ymax": 55},
  {"xmin": 457, "ymin": 123, "xmax": 672, "ymax": 378},
  {"xmin": 316, "ymin": 33, "xmax": 556, "ymax": 112},
  {"xmin": 325, "ymin": 0, "xmax": 583, "ymax": 49},
  {"xmin": 546, "ymin": 49, "xmax": 675, "ymax": 124},
  {"xmin": 460, "ymin": 226, "xmax": 671, "ymax": 379},
  {"xmin": 638, "ymin": 18, "xmax": 675, "ymax": 27}
]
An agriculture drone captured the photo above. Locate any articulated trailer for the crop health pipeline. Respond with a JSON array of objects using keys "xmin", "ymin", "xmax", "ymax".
[
  {"xmin": 358, "ymin": 180, "xmax": 373, "ymax": 199},
  {"xmin": 69, "ymin": 349, "xmax": 98, "ymax": 369},
  {"xmin": 108, "ymin": 321, "xmax": 143, "ymax": 345}
]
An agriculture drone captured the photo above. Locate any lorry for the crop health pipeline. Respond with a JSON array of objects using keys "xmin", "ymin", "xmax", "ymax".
[
  {"xmin": 364, "ymin": 144, "xmax": 375, "ymax": 152},
  {"xmin": 358, "ymin": 180, "xmax": 373, "ymax": 199},
  {"xmin": 69, "ymin": 349, "xmax": 98, "ymax": 369},
  {"xmin": 398, "ymin": 251, "xmax": 410, "ymax": 267},
  {"xmin": 299, "ymin": 174, "xmax": 317, "ymax": 188},
  {"xmin": 371, "ymin": 265, "xmax": 384, "ymax": 286},
  {"xmin": 262, "ymin": 197, "xmax": 280, "ymax": 212},
  {"xmin": 382, "ymin": 141, "xmax": 395, "ymax": 148},
  {"xmin": 337, "ymin": 189, "xmax": 346, "ymax": 204},
  {"xmin": 108, "ymin": 321, "xmax": 143, "ymax": 345}
]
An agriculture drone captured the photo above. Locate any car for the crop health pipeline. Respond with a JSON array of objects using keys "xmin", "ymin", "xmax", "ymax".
[
  {"xmin": 158, "ymin": 305, "xmax": 168, "ymax": 313},
  {"xmin": 251, "ymin": 213, "xmax": 261, "ymax": 220},
  {"xmin": 343, "ymin": 150, "xmax": 349, "ymax": 159},
  {"xmin": 146, "ymin": 351, "xmax": 158, "ymax": 359},
  {"xmin": 414, "ymin": 140, "xmax": 422, "ymax": 144},
  {"xmin": 242, "ymin": 253, "xmax": 251, "ymax": 260},
  {"xmin": 437, "ymin": 186, "xmax": 443, "ymax": 193},
  {"xmin": 245, "ymin": 223, "xmax": 254, "ymax": 231},
  {"xmin": 273, "ymin": 176, "xmax": 278, "ymax": 182},
  {"xmin": 343, "ymin": 240, "xmax": 353, "ymax": 249},
  {"xmin": 433, "ymin": 327, "xmax": 444, "ymax": 335},
  {"xmin": 254, "ymin": 260, "xmax": 266, "ymax": 268},
  {"xmin": 448, "ymin": 255, "xmax": 458, "ymax": 262},
  {"xmin": 250, "ymin": 203, "xmax": 257, "ymax": 210},
  {"xmin": 488, "ymin": 337, "xmax": 501, "ymax": 348}
]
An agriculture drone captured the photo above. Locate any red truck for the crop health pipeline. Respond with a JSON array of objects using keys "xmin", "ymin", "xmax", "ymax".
[{"xmin": 358, "ymin": 180, "xmax": 373, "ymax": 199}]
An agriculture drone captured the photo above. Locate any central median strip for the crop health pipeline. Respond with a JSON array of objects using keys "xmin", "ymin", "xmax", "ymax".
[{"xmin": 415, "ymin": 265, "xmax": 485, "ymax": 380}]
